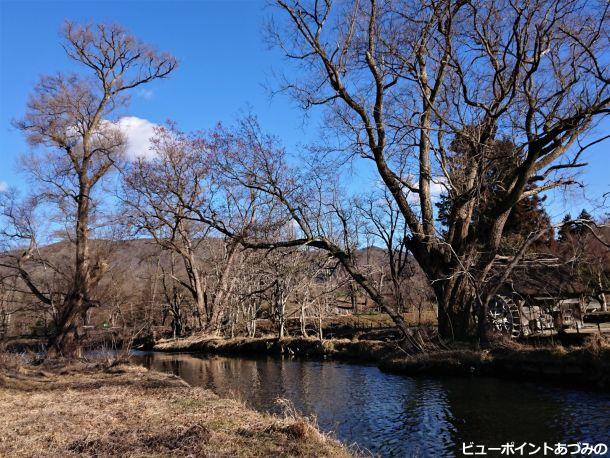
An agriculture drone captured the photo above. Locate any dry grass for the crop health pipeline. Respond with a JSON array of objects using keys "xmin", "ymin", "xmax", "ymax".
[
  {"xmin": 0, "ymin": 358, "xmax": 351, "ymax": 457},
  {"xmin": 381, "ymin": 335, "xmax": 610, "ymax": 389},
  {"xmin": 583, "ymin": 333, "xmax": 610, "ymax": 354},
  {"xmin": 322, "ymin": 311, "xmax": 437, "ymax": 329},
  {"xmin": 251, "ymin": 311, "xmax": 438, "ymax": 338},
  {"xmin": 153, "ymin": 335, "xmax": 400, "ymax": 363}
]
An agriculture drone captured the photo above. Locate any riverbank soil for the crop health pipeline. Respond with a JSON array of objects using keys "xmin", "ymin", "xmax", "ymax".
[{"xmin": 0, "ymin": 355, "xmax": 350, "ymax": 457}]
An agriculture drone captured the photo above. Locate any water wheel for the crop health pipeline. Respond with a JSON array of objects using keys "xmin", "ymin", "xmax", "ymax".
[{"xmin": 488, "ymin": 295, "xmax": 522, "ymax": 339}]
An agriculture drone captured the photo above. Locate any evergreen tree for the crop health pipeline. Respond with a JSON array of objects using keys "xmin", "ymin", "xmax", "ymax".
[
  {"xmin": 503, "ymin": 194, "xmax": 554, "ymax": 244},
  {"xmin": 577, "ymin": 209, "xmax": 593, "ymax": 221},
  {"xmin": 436, "ymin": 192, "xmax": 554, "ymax": 246},
  {"xmin": 571, "ymin": 209, "xmax": 593, "ymax": 236},
  {"xmin": 557, "ymin": 213, "xmax": 573, "ymax": 242}
]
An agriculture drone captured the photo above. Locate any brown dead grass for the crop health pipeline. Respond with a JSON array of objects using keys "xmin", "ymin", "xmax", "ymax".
[
  {"xmin": 323, "ymin": 311, "xmax": 437, "ymax": 329},
  {"xmin": 153, "ymin": 335, "xmax": 399, "ymax": 363},
  {"xmin": 0, "ymin": 358, "xmax": 351, "ymax": 458},
  {"xmin": 381, "ymin": 335, "xmax": 610, "ymax": 389},
  {"xmin": 583, "ymin": 333, "xmax": 610, "ymax": 354}
]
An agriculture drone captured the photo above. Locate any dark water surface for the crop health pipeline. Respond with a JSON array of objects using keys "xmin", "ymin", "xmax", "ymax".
[{"xmin": 130, "ymin": 352, "xmax": 610, "ymax": 457}]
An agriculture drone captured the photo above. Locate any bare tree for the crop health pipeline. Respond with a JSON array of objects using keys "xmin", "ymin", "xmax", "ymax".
[
  {"xmin": 357, "ymin": 188, "xmax": 414, "ymax": 314},
  {"xmin": 0, "ymin": 276, "xmax": 18, "ymax": 339},
  {"xmin": 178, "ymin": 116, "xmax": 419, "ymax": 341},
  {"xmin": 558, "ymin": 215, "xmax": 610, "ymax": 311},
  {"xmin": 229, "ymin": 250, "xmax": 270, "ymax": 338},
  {"xmin": 1, "ymin": 22, "xmax": 176, "ymax": 356},
  {"xmin": 257, "ymin": 0, "xmax": 610, "ymax": 340},
  {"xmin": 121, "ymin": 124, "xmax": 251, "ymax": 334},
  {"xmin": 121, "ymin": 126, "xmax": 212, "ymax": 331}
]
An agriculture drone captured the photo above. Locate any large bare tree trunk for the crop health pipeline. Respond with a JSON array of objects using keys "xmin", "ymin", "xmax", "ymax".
[
  {"xmin": 433, "ymin": 277, "xmax": 476, "ymax": 341},
  {"xmin": 48, "ymin": 185, "xmax": 92, "ymax": 357},
  {"xmin": 183, "ymin": 249, "xmax": 206, "ymax": 330},
  {"xmin": 48, "ymin": 308, "xmax": 85, "ymax": 358},
  {"xmin": 205, "ymin": 242, "xmax": 239, "ymax": 334}
]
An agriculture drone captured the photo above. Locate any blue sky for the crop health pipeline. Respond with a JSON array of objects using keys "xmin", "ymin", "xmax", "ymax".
[
  {"xmin": 0, "ymin": 0, "xmax": 608, "ymax": 222},
  {"xmin": 0, "ymin": 1, "xmax": 321, "ymax": 184}
]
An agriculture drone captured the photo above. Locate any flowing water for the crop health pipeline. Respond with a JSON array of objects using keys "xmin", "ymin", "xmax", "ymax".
[{"xmin": 130, "ymin": 352, "xmax": 610, "ymax": 457}]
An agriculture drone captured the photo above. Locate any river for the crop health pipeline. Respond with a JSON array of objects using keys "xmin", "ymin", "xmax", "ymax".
[{"xmin": 130, "ymin": 352, "xmax": 610, "ymax": 457}]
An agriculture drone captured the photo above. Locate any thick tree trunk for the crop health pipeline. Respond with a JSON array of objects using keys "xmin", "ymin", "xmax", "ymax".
[
  {"xmin": 48, "ymin": 301, "xmax": 86, "ymax": 358},
  {"xmin": 181, "ymin": 243, "xmax": 205, "ymax": 330},
  {"xmin": 348, "ymin": 281, "xmax": 358, "ymax": 313},
  {"xmin": 49, "ymin": 185, "xmax": 92, "ymax": 357},
  {"xmin": 205, "ymin": 243, "xmax": 239, "ymax": 334},
  {"xmin": 433, "ymin": 274, "xmax": 477, "ymax": 341}
]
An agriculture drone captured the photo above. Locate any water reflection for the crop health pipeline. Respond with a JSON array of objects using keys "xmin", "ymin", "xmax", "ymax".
[{"xmin": 130, "ymin": 352, "xmax": 610, "ymax": 457}]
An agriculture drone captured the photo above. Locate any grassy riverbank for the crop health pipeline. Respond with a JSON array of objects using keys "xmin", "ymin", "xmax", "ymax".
[
  {"xmin": 153, "ymin": 334, "xmax": 399, "ymax": 361},
  {"xmin": 381, "ymin": 341, "xmax": 610, "ymax": 389},
  {"xmin": 154, "ymin": 333, "xmax": 610, "ymax": 390},
  {"xmin": 0, "ymin": 355, "xmax": 351, "ymax": 457}
]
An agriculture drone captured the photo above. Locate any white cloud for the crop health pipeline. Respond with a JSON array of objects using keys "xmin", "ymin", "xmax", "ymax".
[
  {"xmin": 429, "ymin": 179, "xmax": 448, "ymax": 199},
  {"xmin": 66, "ymin": 116, "xmax": 159, "ymax": 161},
  {"xmin": 137, "ymin": 89, "xmax": 154, "ymax": 100},
  {"xmin": 406, "ymin": 177, "xmax": 448, "ymax": 204},
  {"xmin": 0, "ymin": 181, "xmax": 7, "ymax": 192},
  {"xmin": 115, "ymin": 116, "xmax": 159, "ymax": 160}
]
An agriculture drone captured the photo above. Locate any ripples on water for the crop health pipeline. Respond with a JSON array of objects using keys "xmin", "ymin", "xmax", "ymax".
[{"xmin": 130, "ymin": 352, "xmax": 610, "ymax": 457}]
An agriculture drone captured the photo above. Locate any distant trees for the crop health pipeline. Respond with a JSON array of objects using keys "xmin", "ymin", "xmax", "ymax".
[
  {"xmin": 502, "ymin": 195, "xmax": 554, "ymax": 248},
  {"xmin": 185, "ymin": 116, "xmax": 421, "ymax": 337},
  {"xmin": 121, "ymin": 123, "xmax": 262, "ymax": 334},
  {"xmin": 0, "ymin": 23, "xmax": 176, "ymax": 356},
  {"xmin": 558, "ymin": 209, "xmax": 595, "ymax": 241},
  {"xmin": 358, "ymin": 189, "xmax": 414, "ymax": 314},
  {"xmin": 557, "ymin": 211, "xmax": 609, "ymax": 311},
  {"xmin": 121, "ymin": 125, "xmax": 214, "ymax": 332}
]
